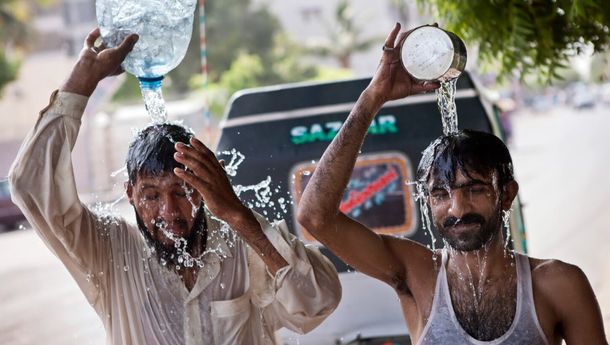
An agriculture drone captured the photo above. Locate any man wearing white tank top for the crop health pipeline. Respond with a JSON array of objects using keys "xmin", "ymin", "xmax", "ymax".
[{"xmin": 298, "ymin": 23, "xmax": 607, "ymax": 344}]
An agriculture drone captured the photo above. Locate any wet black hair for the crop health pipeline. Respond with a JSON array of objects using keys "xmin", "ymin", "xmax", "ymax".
[
  {"xmin": 126, "ymin": 123, "xmax": 194, "ymax": 185},
  {"xmin": 416, "ymin": 129, "xmax": 514, "ymax": 190}
]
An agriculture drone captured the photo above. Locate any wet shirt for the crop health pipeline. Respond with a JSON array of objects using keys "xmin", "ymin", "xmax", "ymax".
[
  {"xmin": 9, "ymin": 91, "xmax": 341, "ymax": 345},
  {"xmin": 416, "ymin": 250, "xmax": 549, "ymax": 345}
]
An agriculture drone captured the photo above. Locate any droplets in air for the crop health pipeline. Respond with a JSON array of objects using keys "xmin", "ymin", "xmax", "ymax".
[
  {"xmin": 218, "ymin": 149, "xmax": 291, "ymax": 219},
  {"xmin": 502, "ymin": 209, "xmax": 513, "ymax": 253},
  {"xmin": 234, "ymin": 176, "xmax": 272, "ymax": 209},
  {"xmin": 180, "ymin": 183, "xmax": 198, "ymax": 218},
  {"xmin": 219, "ymin": 148, "xmax": 245, "ymax": 177},
  {"xmin": 414, "ymin": 181, "xmax": 436, "ymax": 251},
  {"xmin": 110, "ymin": 165, "xmax": 128, "ymax": 178},
  {"xmin": 90, "ymin": 194, "xmax": 125, "ymax": 233}
]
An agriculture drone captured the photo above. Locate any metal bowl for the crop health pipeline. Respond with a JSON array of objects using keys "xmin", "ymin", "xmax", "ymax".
[{"xmin": 400, "ymin": 26, "xmax": 467, "ymax": 82}]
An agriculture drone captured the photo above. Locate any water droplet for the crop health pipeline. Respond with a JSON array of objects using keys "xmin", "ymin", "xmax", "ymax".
[{"xmin": 123, "ymin": 266, "xmax": 129, "ymax": 271}]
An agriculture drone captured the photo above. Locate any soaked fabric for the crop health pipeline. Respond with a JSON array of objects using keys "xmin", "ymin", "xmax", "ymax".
[
  {"xmin": 9, "ymin": 91, "xmax": 341, "ymax": 345},
  {"xmin": 416, "ymin": 250, "xmax": 549, "ymax": 345}
]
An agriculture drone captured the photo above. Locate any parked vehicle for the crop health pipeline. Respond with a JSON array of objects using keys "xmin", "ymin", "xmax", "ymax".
[{"xmin": 0, "ymin": 179, "xmax": 27, "ymax": 231}]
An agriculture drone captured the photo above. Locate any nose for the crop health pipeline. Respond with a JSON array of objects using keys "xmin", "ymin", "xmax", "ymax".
[
  {"xmin": 447, "ymin": 189, "xmax": 472, "ymax": 219},
  {"xmin": 159, "ymin": 195, "xmax": 180, "ymax": 220}
]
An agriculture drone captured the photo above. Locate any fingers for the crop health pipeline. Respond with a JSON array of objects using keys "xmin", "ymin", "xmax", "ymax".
[
  {"xmin": 113, "ymin": 34, "xmax": 139, "ymax": 60},
  {"xmin": 173, "ymin": 139, "xmax": 220, "ymax": 178},
  {"xmin": 85, "ymin": 28, "xmax": 101, "ymax": 49},
  {"xmin": 188, "ymin": 137, "xmax": 215, "ymax": 156},
  {"xmin": 383, "ymin": 23, "xmax": 401, "ymax": 50},
  {"xmin": 396, "ymin": 31, "xmax": 409, "ymax": 47},
  {"xmin": 174, "ymin": 167, "xmax": 206, "ymax": 188},
  {"xmin": 411, "ymin": 80, "xmax": 441, "ymax": 94}
]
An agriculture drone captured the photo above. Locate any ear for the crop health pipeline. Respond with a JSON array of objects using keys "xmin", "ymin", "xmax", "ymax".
[
  {"xmin": 501, "ymin": 180, "xmax": 519, "ymax": 210},
  {"xmin": 125, "ymin": 181, "xmax": 134, "ymax": 205}
]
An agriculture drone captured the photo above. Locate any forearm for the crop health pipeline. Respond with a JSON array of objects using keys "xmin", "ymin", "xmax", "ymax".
[
  {"xmin": 60, "ymin": 46, "xmax": 103, "ymax": 97},
  {"xmin": 226, "ymin": 207, "xmax": 288, "ymax": 275},
  {"xmin": 299, "ymin": 90, "xmax": 384, "ymax": 226}
]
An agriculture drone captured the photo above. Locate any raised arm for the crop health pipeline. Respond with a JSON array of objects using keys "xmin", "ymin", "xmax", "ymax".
[
  {"xmin": 297, "ymin": 23, "xmax": 440, "ymax": 289},
  {"xmin": 8, "ymin": 29, "xmax": 137, "ymax": 278},
  {"xmin": 174, "ymin": 138, "xmax": 341, "ymax": 333}
]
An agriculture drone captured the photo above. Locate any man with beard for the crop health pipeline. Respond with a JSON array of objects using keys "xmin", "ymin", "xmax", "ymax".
[
  {"xmin": 9, "ymin": 29, "xmax": 340, "ymax": 345},
  {"xmin": 298, "ymin": 23, "xmax": 607, "ymax": 344}
]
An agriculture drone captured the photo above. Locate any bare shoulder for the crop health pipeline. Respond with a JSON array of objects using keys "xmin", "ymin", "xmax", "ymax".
[
  {"xmin": 529, "ymin": 257, "xmax": 588, "ymax": 288},
  {"xmin": 529, "ymin": 256, "xmax": 607, "ymax": 344},
  {"xmin": 529, "ymin": 257, "xmax": 592, "ymax": 304}
]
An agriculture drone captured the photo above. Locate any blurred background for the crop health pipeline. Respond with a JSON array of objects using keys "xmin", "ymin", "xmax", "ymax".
[{"xmin": 0, "ymin": 0, "xmax": 609, "ymax": 343}]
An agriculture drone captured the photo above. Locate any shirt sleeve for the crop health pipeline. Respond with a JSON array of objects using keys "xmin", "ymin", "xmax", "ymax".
[
  {"xmin": 247, "ymin": 212, "xmax": 342, "ymax": 335},
  {"xmin": 8, "ymin": 90, "xmax": 112, "ymax": 307}
]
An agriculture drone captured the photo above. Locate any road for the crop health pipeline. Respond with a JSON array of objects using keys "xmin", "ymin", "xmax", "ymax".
[
  {"xmin": 510, "ymin": 104, "xmax": 610, "ymax": 337},
  {"xmin": 0, "ymin": 104, "xmax": 609, "ymax": 343}
]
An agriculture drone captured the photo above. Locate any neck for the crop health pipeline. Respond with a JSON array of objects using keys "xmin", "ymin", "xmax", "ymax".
[{"xmin": 445, "ymin": 231, "xmax": 513, "ymax": 283}]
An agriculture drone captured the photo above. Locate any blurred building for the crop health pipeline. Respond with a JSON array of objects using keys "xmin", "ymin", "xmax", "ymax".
[
  {"xmin": 61, "ymin": 0, "xmax": 97, "ymax": 56},
  {"xmin": 258, "ymin": 0, "xmax": 427, "ymax": 76}
]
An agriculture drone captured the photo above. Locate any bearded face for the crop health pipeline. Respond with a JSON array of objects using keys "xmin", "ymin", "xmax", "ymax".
[
  {"xmin": 127, "ymin": 172, "xmax": 206, "ymax": 263},
  {"xmin": 427, "ymin": 168, "xmax": 503, "ymax": 251}
]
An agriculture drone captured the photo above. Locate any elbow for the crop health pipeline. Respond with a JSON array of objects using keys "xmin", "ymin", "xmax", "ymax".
[
  {"xmin": 7, "ymin": 165, "xmax": 28, "ymax": 207},
  {"xmin": 296, "ymin": 204, "xmax": 330, "ymax": 237}
]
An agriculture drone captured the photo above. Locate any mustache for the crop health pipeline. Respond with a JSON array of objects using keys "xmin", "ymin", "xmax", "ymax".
[
  {"xmin": 153, "ymin": 218, "xmax": 188, "ymax": 230},
  {"xmin": 443, "ymin": 213, "xmax": 485, "ymax": 228}
]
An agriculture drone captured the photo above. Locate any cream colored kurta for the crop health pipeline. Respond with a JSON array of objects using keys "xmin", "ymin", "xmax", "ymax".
[{"xmin": 9, "ymin": 91, "xmax": 341, "ymax": 345}]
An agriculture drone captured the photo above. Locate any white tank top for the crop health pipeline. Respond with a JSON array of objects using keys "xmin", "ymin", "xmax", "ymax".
[{"xmin": 416, "ymin": 251, "xmax": 549, "ymax": 345}]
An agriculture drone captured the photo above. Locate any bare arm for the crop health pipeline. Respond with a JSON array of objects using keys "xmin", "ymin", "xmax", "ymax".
[
  {"xmin": 534, "ymin": 260, "xmax": 607, "ymax": 344},
  {"xmin": 297, "ymin": 23, "xmax": 439, "ymax": 288},
  {"xmin": 554, "ymin": 264, "xmax": 607, "ymax": 344}
]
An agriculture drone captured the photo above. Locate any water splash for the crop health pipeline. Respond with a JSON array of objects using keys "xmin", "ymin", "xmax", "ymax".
[
  {"xmin": 158, "ymin": 149, "xmax": 285, "ymax": 268},
  {"xmin": 436, "ymin": 79, "xmax": 459, "ymax": 136},
  {"xmin": 219, "ymin": 148, "xmax": 245, "ymax": 177},
  {"xmin": 502, "ymin": 209, "xmax": 513, "ymax": 252},
  {"xmin": 141, "ymin": 86, "xmax": 168, "ymax": 124},
  {"xmin": 234, "ymin": 176, "xmax": 272, "ymax": 209},
  {"xmin": 414, "ymin": 181, "xmax": 436, "ymax": 251},
  {"xmin": 90, "ymin": 195, "xmax": 125, "ymax": 231},
  {"xmin": 110, "ymin": 165, "xmax": 127, "ymax": 178}
]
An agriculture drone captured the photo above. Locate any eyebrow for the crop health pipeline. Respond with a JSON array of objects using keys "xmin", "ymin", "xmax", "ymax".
[
  {"xmin": 139, "ymin": 182, "xmax": 184, "ymax": 190},
  {"xmin": 431, "ymin": 179, "xmax": 490, "ymax": 191}
]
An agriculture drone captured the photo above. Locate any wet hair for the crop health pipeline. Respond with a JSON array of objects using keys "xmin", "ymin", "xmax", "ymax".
[
  {"xmin": 126, "ymin": 123, "xmax": 194, "ymax": 185},
  {"xmin": 416, "ymin": 129, "xmax": 514, "ymax": 191}
]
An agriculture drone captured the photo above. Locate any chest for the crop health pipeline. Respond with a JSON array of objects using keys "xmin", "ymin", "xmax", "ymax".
[{"xmin": 447, "ymin": 273, "xmax": 517, "ymax": 341}]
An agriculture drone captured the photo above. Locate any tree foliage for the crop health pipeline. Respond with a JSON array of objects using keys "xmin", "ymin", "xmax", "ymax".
[
  {"xmin": 418, "ymin": 0, "xmax": 610, "ymax": 82},
  {"xmin": 206, "ymin": 0, "xmax": 279, "ymax": 83},
  {"xmin": 0, "ymin": 0, "xmax": 56, "ymax": 95}
]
